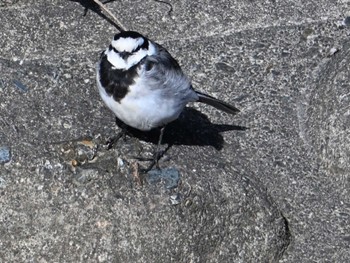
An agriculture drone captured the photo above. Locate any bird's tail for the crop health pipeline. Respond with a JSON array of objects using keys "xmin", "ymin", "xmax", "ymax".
[{"xmin": 196, "ymin": 91, "xmax": 240, "ymax": 115}]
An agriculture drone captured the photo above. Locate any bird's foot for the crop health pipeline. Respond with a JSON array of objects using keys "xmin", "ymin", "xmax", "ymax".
[
  {"xmin": 134, "ymin": 148, "xmax": 166, "ymax": 173},
  {"xmin": 106, "ymin": 130, "xmax": 127, "ymax": 149}
]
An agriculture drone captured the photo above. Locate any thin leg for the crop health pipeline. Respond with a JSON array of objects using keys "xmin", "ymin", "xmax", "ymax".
[
  {"xmin": 106, "ymin": 130, "xmax": 124, "ymax": 149},
  {"xmin": 154, "ymin": 126, "xmax": 165, "ymax": 168},
  {"xmin": 106, "ymin": 118, "xmax": 128, "ymax": 149},
  {"xmin": 141, "ymin": 126, "xmax": 166, "ymax": 172}
]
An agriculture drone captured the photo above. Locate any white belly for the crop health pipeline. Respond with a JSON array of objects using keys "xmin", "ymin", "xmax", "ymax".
[{"xmin": 97, "ymin": 76, "xmax": 185, "ymax": 131}]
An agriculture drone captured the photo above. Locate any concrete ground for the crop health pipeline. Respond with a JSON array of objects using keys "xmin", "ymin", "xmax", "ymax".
[{"xmin": 0, "ymin": 0, "xmax": 349, "ymax": 262}]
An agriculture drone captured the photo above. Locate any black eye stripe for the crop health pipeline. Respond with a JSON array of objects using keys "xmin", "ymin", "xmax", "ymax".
[
  {"xmin": 133, "ymin": 45, "xmax": 142, "ymax": 53},
  {"xmin": 108, "ymin": 44, "xmax": 119, "ymax": 54},
  {"xmin": 109, "ymin": 44, "xmax": 120, "ymax": 54},
  {"xmin": 132, "ymin": 39, "xmax": 149, "ymax": 52}
]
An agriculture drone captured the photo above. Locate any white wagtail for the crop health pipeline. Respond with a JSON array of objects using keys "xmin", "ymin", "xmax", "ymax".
[{"xmin": 96, "ymin": 31, "xmax": 239, "ymax": 167}]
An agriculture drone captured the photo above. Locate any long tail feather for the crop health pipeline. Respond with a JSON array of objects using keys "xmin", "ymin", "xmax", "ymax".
[{"xmin": 196, "ymin": 91, "xmax": 240, "ymax": 115}]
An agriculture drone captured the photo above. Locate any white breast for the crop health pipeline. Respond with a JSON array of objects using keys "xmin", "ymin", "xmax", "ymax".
[{"xmin": 96, "ymin": 69, "xmax": 185, "ymax": 131}]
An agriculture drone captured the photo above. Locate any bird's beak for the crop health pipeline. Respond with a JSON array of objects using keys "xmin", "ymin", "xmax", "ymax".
[{"xmin": 119, "ymin": 51, "xmax": 131, "ymax": 59}]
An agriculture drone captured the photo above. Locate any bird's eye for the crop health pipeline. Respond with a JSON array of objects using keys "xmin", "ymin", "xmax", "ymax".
[{"xmin": 145, "ymin": 61, "xmax": 154, "ymax": 71}]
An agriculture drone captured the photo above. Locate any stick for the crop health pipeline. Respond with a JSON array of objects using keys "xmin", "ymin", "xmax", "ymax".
[{"xmin": 92, "ymin": 0, "xmax": 127, "ymax": 31}]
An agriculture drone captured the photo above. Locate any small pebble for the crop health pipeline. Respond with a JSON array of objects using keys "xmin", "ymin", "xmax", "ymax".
[
  {"xmin": 170, "ymin": 193, "xmax": 181, "ymax": 205},
  {"xmin": 344, "ymin": 16, "xmax": 350, "ymax": 26},
  {"xmin": 63, "ymin": 73, "xmax": 72, "ymax": 79},
  {"xmin": 147, "ymin": 167, "xmax": 180, "ymax": 189},
  {"xmin": 0, "ymin": 146, "xmax": 11, "ymax": 164},
  {"xmin": 117, "ymin": 157, "xmax": 124, "ymax": 168},
  {"xmin": 0, "ymin": 177, "xmax": 6, "ymax": 188},
  {"xmin": 13, "ymin": 79, "xmax": 28, "ymax": 92},
  {"xmin": 71, "ymin": 159, "xmax": 79, "ymax": 167},
  {"xmin": 184, "ymin": 199, "xmax": 192, "ymax": 207},
  {"xmin": 75, "ymin": 140, "xmax": 97, "ymax": 163},
  {"xmin": 342, "ymin": 16, "xmax": 350, "ymax": 27},
  {"xmin": 0, "ymin": 79, "xmax": 5, "ymax": 88},
  {"xmin": 72, "ymin": 168, "xmax": 96, "ymax": 184},
  {"xmin": 337, "ymin": 16, "xmax": 350, "ymax": 29},
  {"xmin": 328, "ymin": 47, "xmax": 339, "ymax": 57}
]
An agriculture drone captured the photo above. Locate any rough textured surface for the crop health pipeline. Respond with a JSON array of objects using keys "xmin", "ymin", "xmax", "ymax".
[{"xmin": 0, "ymin": 0, "xmax": 349, "ymax": 262}]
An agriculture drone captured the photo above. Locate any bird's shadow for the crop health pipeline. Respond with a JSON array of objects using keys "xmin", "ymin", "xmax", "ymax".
[{"xmin": 117, "ymin": 107, "xmax": 247, "ymax": 151}]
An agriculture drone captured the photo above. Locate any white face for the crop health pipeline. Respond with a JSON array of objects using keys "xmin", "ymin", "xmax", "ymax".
[
  {"xmin": 111, "ymin": 37, "xmax": 145, "ymax": 53},
  {"xmin": 106, "ymin": 36, "xmax": 156, "ymax": 70}
]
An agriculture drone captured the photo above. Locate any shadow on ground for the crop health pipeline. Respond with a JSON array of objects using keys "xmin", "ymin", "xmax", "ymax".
[{"xmin": 114, "ymin": 107, "xmax": 247, "ymax": 150}]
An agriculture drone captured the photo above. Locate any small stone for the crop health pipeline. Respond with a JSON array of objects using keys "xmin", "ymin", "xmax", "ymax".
[
  {"xmin": 328, "ymin": 47, "xmax": 339, "ymax": 57},
  {"xmin": 344, "ymin": 16, "xmax": 350, "ymax": 26},
  {"xmin": 75, "ymin": 140, "xmax": 97, "ymax": 163},
  {"xmin": 170, "ymin": 193, "xmax": 181, "ymax": 205},
  {"xmin": 13, "ymin": 79, "xmax": 28, "ymax": 92},
  {"xmin": 71, "ymin": 159, "xmax": 79, "ymax": 167},
  {"xmin": 184, "ymin": 199, "xmax": 192, "ymax": 207},
  {"xmin": 0, "ymin": 146, "xmax": 11, "ymax": 164},
  {"xmin": 146, "ymin": 167, "xmax": 180, "ymax": 189},
  {"xmin": 72, "ymin": 168, "xmax": 97, "ymax": 185},
  {"xmin": 0, "ymin": 177, "xmax": 6, "ymax": 188},
  {"xmin": 117, "ymin": 157, "xmax": 124, "ymax": 168},
  {"xmin": 63, "ymin": 123, "xmax": 72, "ymax": 129},
  {"xmin": 63, "ymin": 73, "xmax": 72, "ymax": 79},
  {"xmin": 0, "ymin": 79, "xmax": 5, "ymax": 89},
  {"xmin": 338, "ymin": 16, "xmax": 350, "ymax": 29},
  {"xmin": 77, "ymin": 140, "xmax": 95, "ymax": 149}
]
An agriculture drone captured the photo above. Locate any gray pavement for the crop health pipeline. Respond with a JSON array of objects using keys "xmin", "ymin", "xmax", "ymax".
[{"xmin": 0, "ymin": 0, "xmax": 349, "ymax": 262}]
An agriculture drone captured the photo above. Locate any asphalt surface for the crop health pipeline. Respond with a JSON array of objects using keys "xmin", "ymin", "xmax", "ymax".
[{"xmin": 0, "ymin": 0, "xmax": 349, "ymax": 262}]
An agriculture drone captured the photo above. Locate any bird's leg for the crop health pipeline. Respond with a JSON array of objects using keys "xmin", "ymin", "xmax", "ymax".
[
  {"xmin": 141, "ymin": 126, "xmax": 166, "ymax": 172},
  {"xmin": 106, "ymin": 131, "xmax": 124, "ymax": 149},
  {"xmin": 154, "ymin": 126, "xmax": 166, "ymax": 168},
  {"xmin": 106, "ymin": 118, "xmax": 128, "ymax": 149}
]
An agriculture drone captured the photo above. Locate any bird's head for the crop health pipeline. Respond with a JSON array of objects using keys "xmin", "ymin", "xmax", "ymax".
[{"xmin": 106, "ymin": 31, "xmax": 156, "ymax": 70}]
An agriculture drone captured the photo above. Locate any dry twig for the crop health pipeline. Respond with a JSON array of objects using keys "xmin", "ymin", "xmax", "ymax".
[{"xmin": 92, "ymin": 0, "xmax": 127, "ymax": 31}]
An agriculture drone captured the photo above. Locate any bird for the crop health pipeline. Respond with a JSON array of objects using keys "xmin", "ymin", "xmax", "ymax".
[{"xmin": 96, "ymin": 31, "xmax": 239, "ymax": 168}]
